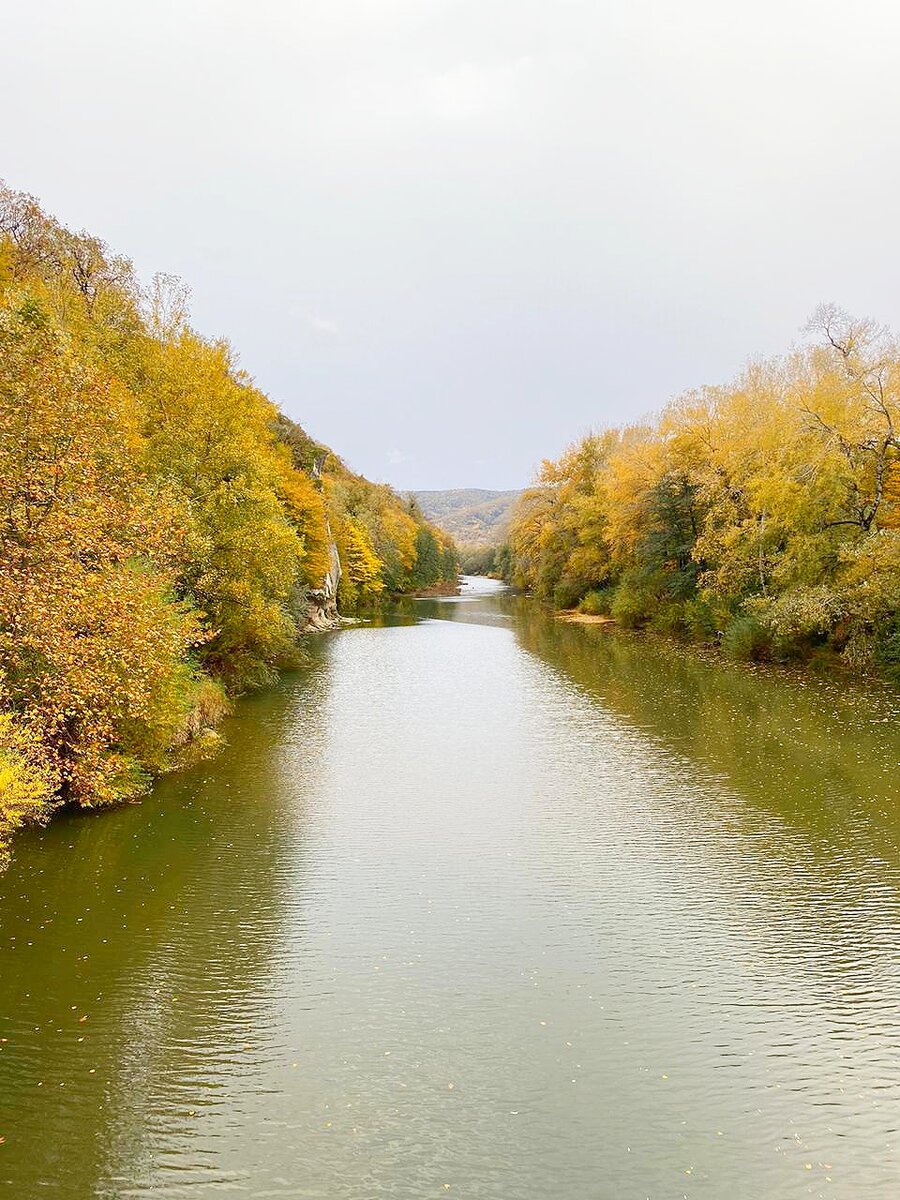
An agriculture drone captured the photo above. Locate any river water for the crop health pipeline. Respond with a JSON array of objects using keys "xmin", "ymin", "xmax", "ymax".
[{"xmin": 1, "ymin": 577, "xmax": 899, "ymax": 1199}]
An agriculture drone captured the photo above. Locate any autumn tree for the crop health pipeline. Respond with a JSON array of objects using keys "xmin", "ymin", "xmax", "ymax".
[
  {"xmin": 506, "ymin": 310, "xmax": 900, "ymax": 669},
  {"xmin": 0, "ymin": 182, "xmax": 460, "ymax": 866}
]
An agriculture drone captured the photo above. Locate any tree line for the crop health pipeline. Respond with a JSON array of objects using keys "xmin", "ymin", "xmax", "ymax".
[
  {"xmin": 0, "ymin": 184, "xmax": 457, "ymax": 865},
  {"xmin": 505, "ymin": 307, "xmax": 900, "ymax": 674}
]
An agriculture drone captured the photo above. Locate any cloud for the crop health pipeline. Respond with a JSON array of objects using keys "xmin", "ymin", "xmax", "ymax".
[{"xmin": 386, "ymin": 448, "xmax": 410, "ymax": 466}]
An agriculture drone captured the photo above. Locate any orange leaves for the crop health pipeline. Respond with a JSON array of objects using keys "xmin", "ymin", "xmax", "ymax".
[{"xmin": 124, "ymin": 328, "xmax": 307, "ymax": 685}]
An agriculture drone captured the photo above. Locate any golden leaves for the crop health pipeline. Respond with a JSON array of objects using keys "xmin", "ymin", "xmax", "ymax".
[
  {"xmin": 507, "ymin": 311, "xmax": 900, "ymax": 660},
  {"xmin": 0, "ymin": 183, "xmax": 461, "ymax": 867}
]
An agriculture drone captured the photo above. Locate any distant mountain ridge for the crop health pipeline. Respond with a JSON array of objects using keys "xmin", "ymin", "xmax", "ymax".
[{"xmin": 413, "ymin": 488, "xmax": 521, "ymax": 546}]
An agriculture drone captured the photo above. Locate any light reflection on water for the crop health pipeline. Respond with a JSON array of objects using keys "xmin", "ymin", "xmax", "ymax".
[{"xmin": 1, "ymin": 577, "xmax": 899, "ymax": 1198}]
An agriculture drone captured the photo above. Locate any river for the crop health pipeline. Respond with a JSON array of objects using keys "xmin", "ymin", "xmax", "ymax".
[{"xmin": 1, "ymin": 577, "xmax": 899, "ymax": 1198}]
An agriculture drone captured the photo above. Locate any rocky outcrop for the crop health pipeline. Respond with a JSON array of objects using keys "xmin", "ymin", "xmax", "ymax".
[
  {"xmin": 303, "ymin": 455, "xmax": 343, "ymax": 631},
  {"xmin": 303, "ymin": 535, "xmax": 342, "ymax": 630}
]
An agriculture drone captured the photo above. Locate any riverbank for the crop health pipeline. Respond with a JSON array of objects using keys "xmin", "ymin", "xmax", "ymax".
[
  {"xmin": 547, "ymin": 599, "xmax": 899, "ymax": 683},
  {"xmin": 404, "ymin": 580, "xmax": 463, "ymax": 597},
  {"xmin": 556, "ymin": 610, "xmax": 616, "ymax": 626}
]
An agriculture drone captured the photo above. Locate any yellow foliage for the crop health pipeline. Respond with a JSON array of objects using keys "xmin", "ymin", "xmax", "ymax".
[
  {"xmin": 0, "ymin": 712, "xmax": 56, "ymax": 869},
  {"xmin": 0, "ymin": 181, "xmax": 460, "ymax": 868},
  {"xmin": 278, "ymin": 460, "xmax": 332, "ymax": 586},
  {"xmin": 507, "ymin": 307, "xmax": 900, "ymax": 664},
  {"xmin": 337, "ymin": 517, "xmax": 385, "ymax": 608},
  {"xmin": 0, "ymin": 187, "xmax": 309, "ymax": 846}
]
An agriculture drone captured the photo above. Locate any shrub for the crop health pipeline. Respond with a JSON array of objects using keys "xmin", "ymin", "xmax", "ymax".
[
  {"xmin": 553, "ymin": 577, "xmax": 587, "ymax": 610},
  {"xmin": 609, "ymin": 577, "xmax": 656, "ymax": 628},
  {"xmin": 683, "ymin": 598, "xmax": 718, "ymax": 642},
  {"xmin": 578, "ymin": 589, "xmax": 612, "ymax": 616},
  {"xmin": 874, "ymin": 613, "xmax": 900, "ymax": 682},
  {"xmin": 649, "ymin": 602, "xmax": 686, "ymax": 636},
  {"xmin": 721, "ymin": 615, "xmax": 771, "ymax": 662}
]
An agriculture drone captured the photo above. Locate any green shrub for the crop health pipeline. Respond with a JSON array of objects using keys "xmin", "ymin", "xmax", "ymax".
[
  {"xmin": 761, "ymin": 585, "xmax": 842, "ymax": 659},
  {"xmin": 553, "ymin": 577, "xmax": 587, "ymax": 610},
  {"xmin": 721, "ymin": 615, "xmax": 771, "ymax": 662},
  {"xmin": 875, "ymin": 613, "xmax": 900, "ymax": 682},
  {"xmin": 610, "ymin": 579, "xmax": 655, "ymax": 628},
  {"xmin": 649, "ymin": 602, "xmax": 686, "ymax": 636},
  {"xmin": 683, "ymin": 598, "xmax": 718, "ymax": 642},
  {"xmin": 578, "ymin": 589, "xmax": 612, "ymax": 616}
]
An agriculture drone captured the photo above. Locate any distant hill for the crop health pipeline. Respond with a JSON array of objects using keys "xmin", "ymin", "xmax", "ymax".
[{"xmin": 413, "ymin": 488, "xmax": 521, "ymax": 546}]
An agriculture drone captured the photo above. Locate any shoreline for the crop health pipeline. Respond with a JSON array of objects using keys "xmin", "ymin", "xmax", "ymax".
[{"xmin": 545, "ymin": 598, "xmax": 898, "ymax": 689}]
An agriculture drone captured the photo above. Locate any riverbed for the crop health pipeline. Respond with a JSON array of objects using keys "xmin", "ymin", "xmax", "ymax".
[{"xmin": 1, "ymin": 577, "xmax": 899, "ymax": 1198}]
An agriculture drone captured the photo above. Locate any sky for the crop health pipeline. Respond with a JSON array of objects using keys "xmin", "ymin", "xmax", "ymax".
[{"xmin": 4, "ymin": 0, "xmax": 900, "ymax": 491}]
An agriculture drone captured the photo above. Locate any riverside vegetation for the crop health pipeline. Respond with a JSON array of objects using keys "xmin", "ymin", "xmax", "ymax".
[
  {"xmin": 505, "ymin": 308, "xmax": 900, "ymax": 676},
  {"xmin": 0, "ymin": 184, "xmax": 457, "ymax": 866}
]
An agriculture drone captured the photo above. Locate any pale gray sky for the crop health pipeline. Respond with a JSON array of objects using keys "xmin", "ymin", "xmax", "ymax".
[{"xmin": 5, "ymin": 1, "xmax": 900, "ymax": 489}]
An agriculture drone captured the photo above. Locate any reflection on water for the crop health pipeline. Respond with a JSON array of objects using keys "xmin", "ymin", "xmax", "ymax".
[{"xmin": 1, "ymin": 577, "xmax": 898, "ymax": 1198}]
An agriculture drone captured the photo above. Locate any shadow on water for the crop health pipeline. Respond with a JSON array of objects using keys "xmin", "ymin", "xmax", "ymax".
[
  {"xmin": 418, "ymin": 581, "xmax": 900, "ymax": 857},
  {"xmin": 413, "ymin": 581, "xmax": 900, "ymax": 991},
  {"xmin": 0, "ymin": 649, "xmax": 331, "ymax": 1197}
]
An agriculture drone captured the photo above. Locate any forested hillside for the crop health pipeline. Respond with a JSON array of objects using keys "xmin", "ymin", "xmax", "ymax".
[
  {"xmin": 506, "ymin": 308, "xmax": 900, "ymax": 674},
  {"xmin": 0, "ymin": 184, "xmax": 457, "ymax": 865},
  {"xmin": 414, "ymin": 488, "xmax": 520, "ymax": 545}
]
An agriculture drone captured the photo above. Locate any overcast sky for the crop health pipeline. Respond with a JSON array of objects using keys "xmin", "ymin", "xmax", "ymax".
[{"xmin": 5, "ymin": 1, "xmax": 900, "ymax": 490}]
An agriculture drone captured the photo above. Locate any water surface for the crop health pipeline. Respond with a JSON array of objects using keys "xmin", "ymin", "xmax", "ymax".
[{"xmin": 2, "ymin": 578, "xmax": 899, "ymax": 1198}]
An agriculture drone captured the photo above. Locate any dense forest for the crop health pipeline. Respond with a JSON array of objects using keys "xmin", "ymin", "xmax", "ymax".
[
  {"xmin": 0, "ymin": 184, "xmax": 457, "ymax": 865},
  {"xmin": 505, "ymin": 310, "xmax": 900, "ymax": 675}
]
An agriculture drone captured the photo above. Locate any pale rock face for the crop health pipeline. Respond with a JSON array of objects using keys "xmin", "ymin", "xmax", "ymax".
[
  {"xmin": 303, "ymin": 519, "xmax": 343, "ymax": 631},
  {"xmin": 302, "ymin": 457, "xmax": 343, "ymax": 631}
]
